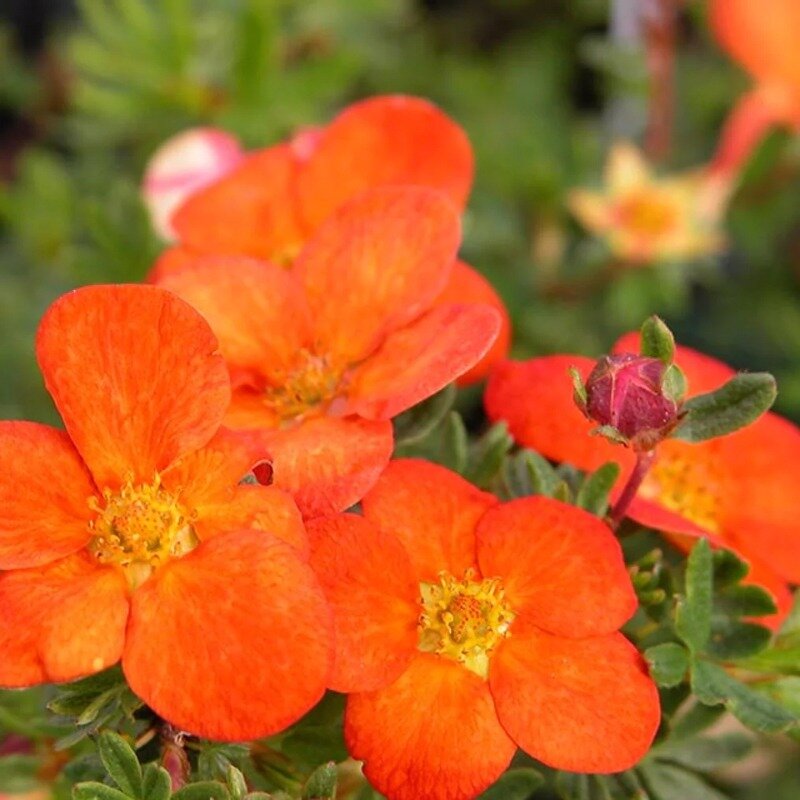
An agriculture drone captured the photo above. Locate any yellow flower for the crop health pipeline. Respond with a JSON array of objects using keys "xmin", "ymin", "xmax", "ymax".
[{"xmin": 569, "ymin": 143, "xmax": 728, "ymax": 264}]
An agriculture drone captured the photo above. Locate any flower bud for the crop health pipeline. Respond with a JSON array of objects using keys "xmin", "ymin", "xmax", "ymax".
[
  {"xmin": 142, "ymin": 127, "xmax": 244, "ymax": 240},
  {"xmin": 582, "ymin": 353, "xmax": 679, "ymax": 450}
]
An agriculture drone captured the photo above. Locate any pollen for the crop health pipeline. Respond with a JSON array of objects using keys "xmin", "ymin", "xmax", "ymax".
[
  {"xmin": 418, "ymin": 570, "xmax": 516, "ymax": 679},
  {"xmin": 87, "ymin": 476, "xmax": 198, "ymax": 589},
  {"xmin": 616, "ymin": 190, "xmax": 679, "ymax": 238},
  {"xmin": 264, "ymin": 349, "xmax": 343, "ymax": 422},
  {"xmin": 640, "ymin": 453, "xmax": 721, "ymax": 533}
]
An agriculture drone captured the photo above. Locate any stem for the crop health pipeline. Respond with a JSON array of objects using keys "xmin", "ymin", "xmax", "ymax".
[
  {"xmin": 643, "ymin": 0, "xmax": 677, "ymax": 162},
  {"xmin": 609, "ymin": 449, "xmax": 656, "ymax": 529}
]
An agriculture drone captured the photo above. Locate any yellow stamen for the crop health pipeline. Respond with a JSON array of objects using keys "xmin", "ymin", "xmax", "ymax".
[
  {"xmin": 264, "ymin": 349, "xmax": 342, "ymax": 422},
  {"xmin": 418, "ymin": 570, "xmax": 515, "ymax": 679},
  {"xmin": 640, "ymin": 454, "xmax": 721, "ymax": 533},
  {"xmin": 616, "ymin": 190, "xmax": 679, "ymax": 238},
  {"xmin": 87, "ymin": 476, "xmax": 197, "ymax": 589}
]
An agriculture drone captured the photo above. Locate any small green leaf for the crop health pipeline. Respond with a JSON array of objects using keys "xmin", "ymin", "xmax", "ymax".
[
  {"xmin": 712, "ymin": 548, "xmax": 750, "ymax": 588},
  {"xmin": 393, "ymin": 384, "xmax": 456, "ymax": 446},
  {"xmin": 576, "ymin": 462, "xmax": 620, "ymax": 516},
  {"xmin": 478, "ymin": 767, "xmax": 544, "ymax": 799},
  {"xmin": 72, "ymin": 784, "xmax": 133, "ymax": 800},
  {"xmin": 676, "ymin": 539, "xmax": 713, "ymax": 654},
  {"xmin": 465, "ymin": 422, "xmax": 513, "ymax": 487},
  {"xmin": 707, "ymin": 620, "xmax": 771, "ymax": 660},
  {"xmin": 226, "ymin": 766, "xmax": 248, "ymax": 800},
  {"xmin": 522, "ymin": 450, "xmax": 560, "ymax": 496},
  {"xmin": 172, "ymin": 782, "xmax": 232, "ymax": 800},
  {"xmin": 638, "ymin": 762, "xmax": 729, "ymax": 800},
  {"xmin": 673, "ymin": 373, "xmax": 777, "ymax": 443},
  {"xmin": 669, "ymin": 702, "xmax": 726, "ymax": 739},
  {"xmin": 645, "ymin": 642, "xmax": 690, "ymax": 687},
  {"xmin": 302, "ymin": 762, "xmax": 337, "ymax": 799},
  {"xmin": 141, "ymin": 765, "xmax": 171, "ymax": 800},
  {"xmin": 440, "ymin": 412, "xmax": 468, "ymax": 474},
  {"xmin": 654, "ymin": 732, "xmax": 752, "ymax": 770},
  {"xmin": 555, "ymin": 771, "xmax": 590, "ymax": 800},
  {"xmin": 569, "ymin": 366, "xmax": 587, "ymax": 407},
  {"xmin": 97, "ymin": 732, "xmax": 142, "ymax": 798},
  {"xmin": 691, "ymin": 660, "xmax": 797, "ymax": 732},
  {"xmin": 640, "ymin": 315, "xmax": 675, "ymax": 364},
  {"xmin": 715, "ymin": 584, "xmax": 777, "ymax": 618}
]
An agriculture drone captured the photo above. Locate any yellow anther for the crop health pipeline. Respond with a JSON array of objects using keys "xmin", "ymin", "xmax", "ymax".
[{"xmin": 264, "ymin": 349, "xmax": 342, "ymax": 422}]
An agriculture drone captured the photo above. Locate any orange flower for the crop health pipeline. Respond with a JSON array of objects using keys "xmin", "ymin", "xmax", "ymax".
[
  {"xmin": 710, "ymin": 0, "xmax": 800, "ymax": 178},
  {"xmin": 308, "ymin": 460, "xmax": 660, "ymax": 800},
  {"xmin": 145, "ymin": 94, "xmax": 511, "ymax": 384},
  {"xmin": 485, "ymin": 339, "xmax": 800, "ymax": 625},
  {"xmin": 569, "ymin": 143, "xmax": 726, "ymax": 263},
  {"xmin": 156, "ymin": 187, "xmax": 501, "ymax": 518},
  {"xmin": 0, "ymin": 285, "xmax": 331, "ymax": 740}
]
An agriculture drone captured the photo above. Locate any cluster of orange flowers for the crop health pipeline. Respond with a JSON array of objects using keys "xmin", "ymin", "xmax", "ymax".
[{"xmin": 1, "ymin": 93, "xmax": 798, "ymax": 800}]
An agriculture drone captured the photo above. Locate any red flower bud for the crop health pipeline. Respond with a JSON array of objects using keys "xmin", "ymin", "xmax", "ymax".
[{"xmin": 583, "ymin": 354, "xmax": 679, "ymax": 450}]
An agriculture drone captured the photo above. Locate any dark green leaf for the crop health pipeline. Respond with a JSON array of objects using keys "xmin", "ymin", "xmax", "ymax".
[
  {"xmin": 478, "ymin": 768, "xmax": 544, "ymax": 799},
  {"xmin": 302, "ymin": 762, "xmax": 337, "ymax": 799},
  {"xmin": 640, "ymin": 315, "xmax": 675, "ymax": 364},
  {"xmin": 711, "ymin": 549, "xmax": 750, "ymax": 588},
  {"xmin": 522, "ymin": 450, "xmax": 560, "ymax": 496},
  {"xmin": 555, "ymin": 771, "xmax": 590, "ymax": 800},
  {"xmin": 669, "ymin": 702, "xmax": 726, "ymax": 739},
  {"xmin": 72, "ymin": 783, "xmax": 133, "ymax": 800},
  {"xmin": 715, "ymin": 584, "xmax": 777, "ymax": 618},
  {"xmin": 141, "ymin": 765, "xmax": 171, "ymax": 800},
  {"xmin": 691, "ymin": 660, "xmax": 797, "ymax": 732},
  {"xmin": 654, "ymin": 733, "xmax": 752, "ymax": 770},
  {"xmin": 440, "ymin": 412, "xmax": 468, "ymax": 474},
  {"xmin": 639, "ymin": 762, "xmax": 730, "ymax": 800},
  {"xmin": 172, "ymin": 783, "xmax": 232, "ymax": 800},
  {"xmin": 707, "ymin": 620, "xmax": 771, "ymax": 660},
  {"xmin": 393, "ymin": 384, "xmax": 456, "ymax": 446},
  {"xmin": 576, "ymin": 461, "xmax": 620, "ymax": 516},
  {"xmin": 645, "ymin": 643, "xmax": 689, "ymax": 687},
  {"xmin": 465, "ymin": 422, "xmax": 513, "ymax": 487},
  {"xmin": 676, "ymin": 539, "xmax": 713, "ymax": 653},
  {"xmin": 97, "ymin": 732, "xmax": 142, "ymax": 798},
  {"xmin": 673, "ymin": 373, "xmax": 777, "ymax": 443}
]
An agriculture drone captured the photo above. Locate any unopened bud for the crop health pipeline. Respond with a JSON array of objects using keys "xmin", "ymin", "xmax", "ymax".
[
  {"xmin": 161, "ymin": 739, "xmax": 190, "ymax": 791},
  {"xmin": 142, "ymin": 127, "xmax": 244, "ymax": 240},
  {"xmin": 581, "ymin": 353, "xmax": 679, "ymax": 451}
]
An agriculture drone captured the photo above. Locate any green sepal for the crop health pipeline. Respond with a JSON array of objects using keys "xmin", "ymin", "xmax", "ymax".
[
  {"xmin": 589, "ymin": 424, "xmax": 628, "ymax": 446},
  {"xmin": 662, "ymin": 363, "xmax": 687, "ymax": 404},
  {"xmin": 301, "ymin": 762, "xmax": 337, "ymax": 799},
  {"xmin": 393, "ymin": 384, "xmax": 456, "ymax": 446},
  {"xmin": 645, "ymin": 642, "xmax": 690, "ymax": 687},
  {"xmin": 640, "ymin": 315, "xmax": 675, "ymax": 364},
  {"xmin": 569, "ymin": 366, "xmax": 587, "ymax": 410},
  {"xmin": 576, "ymin": 461, "xmax": 620, "ymax": 516},
  {"xmin": 672, "ymin": 372, "xmax": 777, "ymax": 443},
  {"xmin": 72, "ymin": 783, "xmax": 133, "ymax": 800},
  {"xmin": 97, "ymin": 732, "xmax": 142, "ymax": 798},
  {"xmin": 478, "ymin": 767, "xmax": 544, "ymax": 799},
  {"xmin": 675, "ymin": 539, "xmax": 713, "ymax": 654}
]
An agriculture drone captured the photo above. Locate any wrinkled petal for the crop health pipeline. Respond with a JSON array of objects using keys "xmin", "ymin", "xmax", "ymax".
[
  {"xmin": 345, "ymin": 654, "xmax": 515, "ymax": 800},
  {"xmin": 156, "ymin": 257, "xmax": 313, "ymax": 383},
  {"xmin": 124, "ymin": 529, "xmax": 331, "ymax": 740},
  {"xmin": 265, "ymin": 416, "xmax": 394, "ymax": 518},
  {"xmin": 0, "ymin": 422, "xmax": 96, "ymax": 569},
  {"xmin": 0, "ymin": 553, "xmax": 129, "ymax": 686},
  {"xmin": 346, "ymin": 303, "xmax": 501, "ymax": 420},
  {"xmin": 490, "ymin": 621, "xmax": 660, "ymax": 773},
  {"xmin": 36, "ymin": 285, "xmax": 230, "ymax": 489},
  {"xmin": 308, "ymin": 514, "xmax": 418, "ymax": 692},
  {"xmin": 297, "ymin": 186, "xmax": 461, "ymax": 365},
  {"xmin": 297, "ymin": 94, "xmax": 473, "ymax": 231},
  {"xmin": 172, "ymin": 144, "xmax": 306, "ymax": 261},
  {"xmin": 361, "ymin": 459, "xmax": 497, "ymax": 583},
  {"xmin": 435, "ymin": 261, "xmax": 512, "ymax": 386},
  {"xmin": 477, "ymin": 496, "xmax": 636, "ymax": 637}
]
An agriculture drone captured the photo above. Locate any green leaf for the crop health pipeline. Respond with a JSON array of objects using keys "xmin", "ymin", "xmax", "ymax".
[
  {"xmin": 141, "ymin": 765, "xmax": 171, "ymax": 800},
  {"xmin": 707, "ymin": 620, "xmax": 771, "ymax": 660},
  {"xmin": 478, "ymin": 768, "xmax": 544, "ymax": 799},
  {"xmin": 465, "ymin": 422, "xmax": 513, "ymax": 487},
  {"xmin": 440, "ymin": 412, "xmax": 468, "ymax": 474},
  {"xmin": 226, "ymin": 766, "xmax": 248, "ymax": 800},
  {"xmin": 654, "ymin": 732, "xmax": 752, "ymax": 770},
  {"xmin": 676, "ymin": 539, "xmax": 713, "ymax": 653},
  {"xmin": 302, "ymin": 762, "xmax": 337, "ymax": 799},
  {"xmin": 712, "ymin": 549, "xmax": 750, "ymax": 588},
  {"xmin": 555, "ymin": 771, "xmax": 590, "ymax": 800},
  {"xmin": 640, "ymin": 315, "xmax": 675, "ymax": 364},
  {"xmin": 673, "ymin": 373, "xmax": 777, "ymax": 443},
  {"xmin": 715, "ymin": 584, "xmax": 777, "ymax": 618},
  {"xmin": 576, "ymin": 462, "xmax": 620, "ymax": 516},
  {"xmin": 393, "ymin": 384, "xmax": 456, "ymax": 446},
  {"xmin": 522, "ymin": 450, "xmax": 560, "ymax": 496},
  {"xmin": 662, "ymin": 364, "xmax": 687, "ymax": 404},
  {"xmin": 172, "ymin": 783, "xmax": 232, "ymax": 800},
  {"xmin": 691, "ymin": 660, "xmax": 797, "ymax": 732},
  {"xmin": 645, "ymin": 643, "xmax": 690, "ymax": 687},
  {"xmin": 97, "ymin": 732, "xmax": 142, "ymax": 798},
  {"xmin": 669, "ymin": 702, "xmax": 726, "ymax": 740},
  {"xmin": 638, "ymin": 763, "xmax": 730, "ymax": 800},
  {"xmin": 0, "ymin": 754, "xmax": 39, "ymax": 793},
  {"xmin": 72, "ymin": 784, "xmax": 134, "ymax": 800}
]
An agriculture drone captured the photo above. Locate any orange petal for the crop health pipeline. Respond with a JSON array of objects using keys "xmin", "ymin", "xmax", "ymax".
[
  {"xmin": 146, "ymin": 245, "xmax": 200, "ymax": 283},
  {"xmin": 0, "ymin": 422, "xmax": 95, "ymax": 569},
  {"xmin": 297, "ymin": 95, "xmax": 473, "ymax": 231},
  {"xmin": 307, "ymin": 514, "xmax": 418, "ymax": 692},
  {"xmin": 490, "ymin": 621, "xmax": 660, "ymax": 773},
  {"xmin": 36, "ymin": 285, "xmax": 230, "ymax": 489},
  {"xmin": 346, "ymin": 303, "xmax": 501, "ymax": 420},
  {"xmin": 361, "ymin": 459, "xmax": 497, "ymax": 583},
  {"xmin": 171, "ymin": 144, "xmax": 306, "ymax": 261},
  {"xmin": 435, "ymin": 261, "xmax": 512, "ymax": 386},
  {"xmin": 485, "ymin": 356, "xmax": 634, "ymax": 473},
  {"xmin": 156, "ymin": 257, "xmax": 313, "ymax": 383},
  {"xmin": 345, "ymin": 654, "xmax": 515, "ymax": 800},
  {"xmin": 124, "ymin": 529, "xmax": 331, "ymax": 740},
  {"xmin": 265, "ymin": 416, "xmax": 394, "ymax": 518},
  {"xmin": 0, "ymin": 553, "xmax": 129, "ymax": 686},
  {"xmin": 297, "ymin": 186, "xmax": 461, "ymax": 365},
  {"xmin": 477, "ymin": 496, "xmax": 637, "ymax": 637}
]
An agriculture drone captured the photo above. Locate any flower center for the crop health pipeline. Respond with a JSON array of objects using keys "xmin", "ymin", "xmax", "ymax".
[
  {"xmin": 617, "ymin": 191, "xmax": 678, "ymax": 238},
  {"xmin": 418, "ymin": 570, "xmax": 515, "ymax": 679},
  {"xmin": 640, "ymin": 453, "xmax": 721, "ymax": 533},
  {"xmin": 264, "ymin": 350, "xmax": 343, "ymax": 422},
  {"xmin": 87, "ymin": 477, "xmax": 198, "ymax": 589}
]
